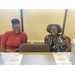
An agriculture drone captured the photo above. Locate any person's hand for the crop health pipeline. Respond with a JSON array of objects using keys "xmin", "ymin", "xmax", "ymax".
[
  {"xmin": 6, "ymin": 49, "xmax": 15, "ymax": 52},
  {"xmin": 10, "ymin": 48, "xmax": 19, "ymax": 52},
  {"xmin": 9, "ymin": 51, "xmax": 14, "ymax": 53},
  {"xmin": 9, "ymin": 50, "xmax": 17, "ymax": 52},
  {"xmin": 7, "ymin": 50, "xmax": 14, "ymax": 53},
  {"xmin": 50, "ymin": 50, "xmax": 56, "ymax": 52}
]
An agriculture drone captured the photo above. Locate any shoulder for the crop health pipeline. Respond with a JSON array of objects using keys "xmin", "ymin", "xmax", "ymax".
[
  {"xmin": 1, "ymin": 31, "xmax": 13, "ymax": 40},
  {"xmin": 44, "ymin": 35, "xmax": 51, "ymax": 40},
  {"xmin": 59, "ymin": 34, "xmax": 67, "ymax": 37},
  {"xmin": 3, "ymin": 31, "xmax": 13, "ymax": 35},
  {"xmin": 20, "ymin": 32, "xmax": 27, "ymax": 36},
  {"xmin": 45, "ymin": 35, "xmax": 51, "ymax": 37},
  {"xmin": 58, "ymin": 34, "xmax": 67, "ymax": 39}
]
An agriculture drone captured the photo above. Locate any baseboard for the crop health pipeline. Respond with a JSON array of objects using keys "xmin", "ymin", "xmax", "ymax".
[{"xmin": 27, "ymin": 40, "xmax": 44, "ymax": 43}]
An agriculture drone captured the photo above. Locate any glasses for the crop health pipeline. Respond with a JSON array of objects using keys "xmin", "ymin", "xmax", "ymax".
[
  {"xmin": 51, "ymin": 29, "xmax": 57, "ymax": 31},
  {"xmin": 13, "ymin": 27, "xmax": 20, "ymax": 29}
]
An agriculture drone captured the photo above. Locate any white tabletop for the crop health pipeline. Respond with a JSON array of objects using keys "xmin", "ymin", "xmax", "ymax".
[{"xmin": 1, "ymin": 52, "xmax": 71, "ymax": 65}]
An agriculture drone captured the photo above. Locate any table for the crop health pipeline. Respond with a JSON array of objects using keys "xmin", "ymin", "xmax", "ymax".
[{"xmin": 1, "ymin": 52, "xmax": 71, "ymax": 65}]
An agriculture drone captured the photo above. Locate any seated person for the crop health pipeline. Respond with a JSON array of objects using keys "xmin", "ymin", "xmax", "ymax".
[
  {"xmin": 1, "ymin": 18, "xmax": 27, "ymax": 52},
  {"xmin": 44, "ymin": 24, "xmax": 71, "ymax": 52}
]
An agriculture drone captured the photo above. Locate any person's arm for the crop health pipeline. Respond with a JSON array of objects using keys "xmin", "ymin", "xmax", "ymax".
[
  {"xmin": 44, "ymin": 35, "xmax": 54, "ymax": 52},
  {"xmin": 23, "ymin": 33, "xmax": 27, "ymax": 43},
  {"xmin": 1, "ymin": 32, "xmax": 9, "ymax": 52},
  {"xmin": 64, "ymin": 38, "xmax": 71, "ymax": 52},
  {"xmin": 50, "ymin": 50, "xmax": 56, "ymax": 52},
  {"xmin": 44, "ymin": 40, "xmax": 56, "ymax": 52},
  {"xmin": 44, "ymin": 40, "xmax": 48, "ymax": 44},
  {"xmin": 1, "ymin": 45, "xmax": 6, "ymax": 52},
  {"xmin": 10, "ymin": 48, "xmax": 19, "ymax": 52}
]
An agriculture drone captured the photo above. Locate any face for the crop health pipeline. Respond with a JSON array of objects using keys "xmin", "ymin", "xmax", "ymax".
[
  {"xmin": 50, "ymin": 26, "xmax": 58, "ymax": 37},
  {"xmin": 13, "ymin": 24, "xmax": 20, "ymax": 34}
]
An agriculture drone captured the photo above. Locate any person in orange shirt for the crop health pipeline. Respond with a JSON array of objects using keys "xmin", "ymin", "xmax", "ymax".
[{"xmin": 1, "ymin": 18, "xmax": 27, "ymax": 52}]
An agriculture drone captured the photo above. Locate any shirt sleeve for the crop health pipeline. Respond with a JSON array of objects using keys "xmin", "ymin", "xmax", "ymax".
[
  {"xmin": 1, "ymin": 32, "xmax": 9, "ymax": 46},
  {"xmin": 61, "ymin": 34, "xmax": 67, "ymax": 40},
  {"xmin": 22, "ymin": 32, "xmax": 27, "ymax": 43},
  {"xmin": 44, "ymin": 35, "xmax": 48, "ymax": 41}
]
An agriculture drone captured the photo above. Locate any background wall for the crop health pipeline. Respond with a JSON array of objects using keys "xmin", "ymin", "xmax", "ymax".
[
  {"xmin": 23, "ymin": 9, "xmax": 65, "ymax": 42},
  {"xmin": 0, "ymin": 9, "xmax": 20, "ymax": 35},
  {"xmin": 0, "ymin": 9, "xmax": 74, "ymax": 43},
  {"xmin": 64, "ymin": 9, "xmax": 75, "ymax": 43}
]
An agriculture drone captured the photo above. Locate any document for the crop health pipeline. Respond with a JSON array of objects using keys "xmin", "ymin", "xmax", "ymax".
[
  {"xmin": 53, "ymin": 53, "xmax": 72, "ymax": 65},
  {"xmin": 1, "ymin": 53, "xmax": 18, "ymax": 63},
  {"xmin": 69, "ymin": 38, "xmax": 75, "ymax": 65},
  {"xmin": 0, "ymin": 51, "xmax": 4, "ymax": 65},
  {"xmin": 4, "ymin": 54, "xmax": 23, "ymax": 65},
  {"xmin": 57, "ymin": 52, "xmax": 70, "ymax": 59}
]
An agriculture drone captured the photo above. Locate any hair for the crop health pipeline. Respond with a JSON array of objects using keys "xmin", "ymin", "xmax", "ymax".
[
  {"xmin": 11, "ymin": 18, "xmax": 20, "ymax": 26},
  {"xmin": 46, "ymin": 24, "xmax": 62, "ymax": 33}
]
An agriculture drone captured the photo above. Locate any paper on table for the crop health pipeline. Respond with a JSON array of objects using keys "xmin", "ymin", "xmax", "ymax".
[
  {"xmin": 1, "ymin": 53, "xmax": 18, "ymax": 63},
  {"xmin": 57, "ymin": 52, "xmax": 71, "ymax": 59},
  {"xmin": 53, "ymin": 53, "xmax": 72, "ymax": 65},
  {"xmin": 0, "ymin": 51, "xmax": 4, "ymax": 65},
  {"xmin": 69, "ymin": 38, "xmax": 75, "ymax": 64},
  {"xmin": 64, "ymin": 52, "xmax": 70, "ymax": 59},
  {"xmin": 4, "ymin": 54, "xmax": 23, "ymax": 65}
]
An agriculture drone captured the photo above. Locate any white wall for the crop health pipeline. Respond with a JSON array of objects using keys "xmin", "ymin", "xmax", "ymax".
[
  {"xmin": 0, "ymin": 9, "xmax": 74, "ymax": 43},
  {"xmin": 0, "ymin": 9, "xmax": 20, "ymax": 34},
  {"xmin": 64, "ymin": 9, "xmax": 75, "ymax": 43},
  {"xmin": 23, "ymin": 9, "xmax": 65, "ymax": 42}
]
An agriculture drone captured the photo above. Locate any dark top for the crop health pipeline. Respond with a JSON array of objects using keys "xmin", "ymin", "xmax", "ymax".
[{"xmin": 45, "ymin": 34, "xmax": 67, "ymax": 52}]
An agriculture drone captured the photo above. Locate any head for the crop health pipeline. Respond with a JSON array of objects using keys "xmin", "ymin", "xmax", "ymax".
[
  {"xmin": 47, "ymin": 24, "xmax": 62, "ymax": 37},
  {"xmin": 11, "ymin": 18, "xmax": 20, "ymax": 34}
]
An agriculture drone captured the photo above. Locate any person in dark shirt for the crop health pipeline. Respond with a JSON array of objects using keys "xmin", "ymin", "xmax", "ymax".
[{"xmin": 44, "ymin": 24, "xmax": 71, "ymax": 52}]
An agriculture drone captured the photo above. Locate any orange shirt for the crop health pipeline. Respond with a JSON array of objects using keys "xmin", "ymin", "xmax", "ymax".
[{"xmin": 1, "ymin": 31, "xmax": 27, "ymax": 50}]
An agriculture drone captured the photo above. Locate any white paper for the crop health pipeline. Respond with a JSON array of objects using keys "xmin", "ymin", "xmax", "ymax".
[
  {"xmin": 4, "ymin": 54, "xmax": 23, "ymax": 65},
  {"xmin": 57, "ymin": 52, "xmax": 71, "ymax": 59},
  {"xmin": 69, "ymin": 38, "xmax": 75, "ymax": 64},
  {"xmin": 64, "ymin": 52, "xmax": 70, "ymax": 59},
  {"xmin": 0, "ymin": 51, "xmax": 4, "ymax": 65},
  {"xmin": 53, "ymin": 53, "xmax": 72, "ymax": 65},
  {"xmin": 1, "ymin": 53, "xmax": 18, "ymax": 63}
]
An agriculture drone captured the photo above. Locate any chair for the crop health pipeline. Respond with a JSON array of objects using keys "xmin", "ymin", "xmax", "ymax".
[
  {"xmin": 67, "ymin": 36, "xmax": 71, "ymax": 45},
  {"xmin": 19, "ymin": 43, "xmax": 50, "ymax": 52},
  {"xmin": 0, "ymin": 34, "xmax": 3, "ymax": 45},
  {"xmin": 67, "ymin": 36, "xmax": 71, "ymax": 52}
]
